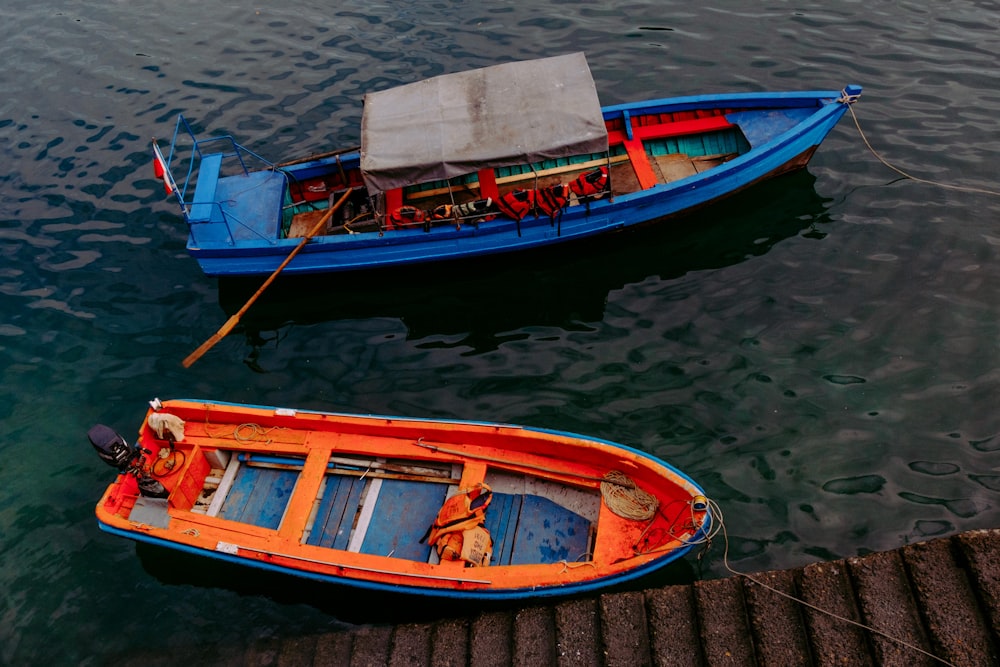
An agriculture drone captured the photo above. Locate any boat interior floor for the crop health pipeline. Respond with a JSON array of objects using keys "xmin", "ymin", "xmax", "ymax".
[{"xmin": 187, "ymin": 454, "xmax": 599, "ymax": 567}]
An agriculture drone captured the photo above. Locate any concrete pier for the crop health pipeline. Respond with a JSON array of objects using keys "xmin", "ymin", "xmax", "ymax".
[{"xmin": 116, "ymin": 528, "xmax": 1000, "ymax": 666}]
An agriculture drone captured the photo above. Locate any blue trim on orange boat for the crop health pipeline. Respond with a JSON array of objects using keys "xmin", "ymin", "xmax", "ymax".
[
  {"xmin": 176, "ymin": 398, "xmax": 710, "ymax": 493},
  {"xmin": 97, "ymin": 515, "xmax": 710, "ymax": 600}
]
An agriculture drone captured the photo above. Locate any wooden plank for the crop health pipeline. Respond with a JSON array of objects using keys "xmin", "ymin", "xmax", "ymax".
[
  {"xmin": 692, "ymin": 155, "xmax": 729, "ymax": 173},
  {"xmin": 218, "ymin": 463, "xmax": 257, "ymax": 522},
  {"xmin": 654, "ymin": 154, "xmax": 698, "ymax": 183},
  {"xmin": 287, "ymin": 209, "xmax": 332, "ymax": 238},
  {"xmin": 327, "ymin": 467, "xmax": 455, "ymax": 485},
  {"xmin": 621, "ymin": 135, "xmax": 659, "ymax": 190},
  {"xmin": 328, "ymin": 455, "xmax": 452, "ymax": 479},
  {"xmin": 279, "ymin": 450, "xmax": 332, "ymax": 541},
  {"xmin": 509, "ymin": 495, "xmax": 592, "ymax": 565},
  {"xmin": 609, "ymin": 160, "xmax": 641, "ymax": 196},
  {"xmin": 484, "ymin": 492, "xmax": 523, "ymax": 566},
  {"xmin": 360, "ymin": 479, "xmax": 446, "ymax": 561},
  {"xmin": 607, "ymin": 115, "xmax": 734, "ymax": 145},
  {"xmin": 252, "ymin": 459, "xmax": 455, "ymax": 485},
  {"xmin": 348, "ymin": 477, "xmax": 383, "ymax": 552},
  {"xmin": 247, "ymin": 453, "xmax": 453, "ymax": 480},
  {"xmin": 219, "ymin": 466, "xmax": 297, "ymax": 529},
  {"xmin": 458, "ymin": 462, "xmax": 487, "ymax": 488},
  {"xmin": 309, "ymin": 474, "xmax": 365, "ymax": 550},
  {"xmin": 324, "ymin": 477, "xmax": 367, "ymax": 549},
  {"xmin": 261, "ymin": 468, "xmax": 299, "ymax": 530}
]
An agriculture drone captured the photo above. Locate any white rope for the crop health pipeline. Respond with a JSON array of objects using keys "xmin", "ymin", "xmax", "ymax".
[
  {"xmin": 707, "ymin": 499, "xmax": 955, "ymax": 666},
  {"xmin": 846, "ymin": 100, "xmax": 1000, "ymax": 197},
  {"xmin": 233, "ymin": 422, "xmax": 277, "ymax": 444}
]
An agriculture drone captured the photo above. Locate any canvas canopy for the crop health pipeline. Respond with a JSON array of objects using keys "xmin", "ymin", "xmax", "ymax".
[{"xmin": 360, "ymin": 52, "xmax": 608, "ymax": 194}]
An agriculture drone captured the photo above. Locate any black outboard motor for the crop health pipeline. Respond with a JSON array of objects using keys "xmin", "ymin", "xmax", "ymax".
[
  {"xmin": 88, "ymin": 424, "xmax": 168, "ymax": 498},
  {"xmin": 88, "ymin": 424, "xmax": 138, "ymax": 471}
]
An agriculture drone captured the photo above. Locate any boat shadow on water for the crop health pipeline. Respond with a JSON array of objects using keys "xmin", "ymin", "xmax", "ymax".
[
  {"xmin": 217, "ymin": 170, "xmax": 833, "ymax": 363},
  {"xmin": 134, "ymin": 541, "xmax": 704, "ymax": 626}
]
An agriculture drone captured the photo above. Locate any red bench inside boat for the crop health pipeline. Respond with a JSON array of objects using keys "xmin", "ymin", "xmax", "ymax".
[
  {"xmin": 383, "ymin": 113, "xmax": 738, "ymax": 213},
  {"xmin": 607, "ymin": 113, "xmax": 736, "ymax": 190}
]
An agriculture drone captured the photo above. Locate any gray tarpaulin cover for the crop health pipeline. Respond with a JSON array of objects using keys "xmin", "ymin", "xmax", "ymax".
[{"xmin": 360, "ymin": 52, "xmax": 608, "ymax": 194}]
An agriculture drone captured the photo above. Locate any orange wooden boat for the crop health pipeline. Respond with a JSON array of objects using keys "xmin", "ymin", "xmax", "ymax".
[{"xmin": 90, "ymin": 398, "xmax": 712, "ymax": 599}]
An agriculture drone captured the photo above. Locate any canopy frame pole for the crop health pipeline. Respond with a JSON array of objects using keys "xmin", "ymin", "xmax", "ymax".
[
  {"xmin": 605, "ymin": 152, "xmax": 614, "ymax": 201},
  {"xmin": 446, "ymin": 179, "xmax": 458, "ymax": 230}
]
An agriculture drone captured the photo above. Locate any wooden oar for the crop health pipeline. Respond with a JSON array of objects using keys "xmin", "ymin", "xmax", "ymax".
[
  {"xmin": 276, "ymin": 145, "xmax": 361, "ymax": 168},
  {"xmin": 182, "ymin": 188, "xmax": 353, "ymax": 368}
]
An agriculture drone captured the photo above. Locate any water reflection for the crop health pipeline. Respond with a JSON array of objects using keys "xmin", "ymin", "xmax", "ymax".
[
  {"xmin": 217, "ymin": 170, "xmax": 832, "ymax": 366},
  {"xmin": 135, "ymin": 539, "xmax": 699, "ymax": 627}
]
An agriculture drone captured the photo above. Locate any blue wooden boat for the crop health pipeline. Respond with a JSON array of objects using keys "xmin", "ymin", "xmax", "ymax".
[
  {"xmin": 152, "ymin": 53, "xmax": 861, "ymax": 277},
  {"xmin": 90, "ymin": 398, "xmax": 712, "ymax": 599}
]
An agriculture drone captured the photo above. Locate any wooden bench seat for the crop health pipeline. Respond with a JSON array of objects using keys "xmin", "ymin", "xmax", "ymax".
[
  {"xmin": 605, "ymin": 114, "xmax": 735, "ymax": 146},
  {"xmin": 609, "ymin": 115, "xmax": 736, "ymax": 190}
]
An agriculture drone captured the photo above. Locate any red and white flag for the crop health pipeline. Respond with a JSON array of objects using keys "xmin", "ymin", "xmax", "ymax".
[{"xmin": 151, "ymin": 140, "xmax": 176, "ymax": 195}]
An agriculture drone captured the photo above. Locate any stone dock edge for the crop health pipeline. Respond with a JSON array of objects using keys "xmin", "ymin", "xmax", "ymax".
[{"xmin": 114, "ymin": 528, "xmax": 1000, "ymax": 666}]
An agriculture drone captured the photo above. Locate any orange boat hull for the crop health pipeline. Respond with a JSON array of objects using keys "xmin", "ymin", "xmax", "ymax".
[{"xmin": 94, "ymin": 399, "xmax": 711, "ymax": 599}]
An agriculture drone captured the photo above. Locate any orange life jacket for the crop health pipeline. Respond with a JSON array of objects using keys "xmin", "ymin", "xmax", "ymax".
[
  {"xmin": 536, "ymin": 183, "xmax": 571, "ymax": 222},
  {"xmin": 495, "ymin": 189, "xmax": 536, "ymax": 222},
  {"xmin": 430, "ymin": 204, "xmax": 454, "ymax": 221},
  {"xmin": 436, "ymin": 525, "xmax": 492, "ymax": 566},
  {"xmin": 569, "ymin": 167, "xmax": 608, "ymax": 199},
  {"xmin": 386, "ymin": 206, "xmax": 426, "ymax": 230},
  {"xmin": 423, "ymin": 483, "xmax": 493, "ymax": 565}
]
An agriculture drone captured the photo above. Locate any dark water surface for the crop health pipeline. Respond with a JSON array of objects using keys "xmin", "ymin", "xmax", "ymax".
[{"xmin": 3, "ymin": 1, "xmax": 1000, "ymax": 662}]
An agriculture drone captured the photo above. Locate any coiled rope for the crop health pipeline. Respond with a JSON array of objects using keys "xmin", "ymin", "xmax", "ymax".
[
  {"xmin": 233, "ymin": 422, "xmax": 282, "ymax": 444},
  {"xmin": 601, "ymin": 470, "xmax": 659, "ymax": 520},
  {"xmin": 844, "ymin": 95, "xmax": 1000, "ymax": 198}
]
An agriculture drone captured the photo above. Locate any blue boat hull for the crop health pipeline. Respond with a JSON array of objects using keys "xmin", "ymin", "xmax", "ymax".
[{"xmin": 168, "ymin": 88, "xmax": 860, "ymax": 277}]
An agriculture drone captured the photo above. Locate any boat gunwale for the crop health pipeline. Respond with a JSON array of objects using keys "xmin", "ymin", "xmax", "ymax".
[
  {"xmin": 159, "ymin": 397, "xmax": 707, "ymax": 490},
  {"xmin": 95, "ymin": 519, "xmax": 703, "ymax": 599},
  {"xmin": 95, "ymin": 398, "xmax": 712, "ymax": 598},
  {"xmin": 185, "ymin": 91, "xmax": 852, "ymax": 262}
]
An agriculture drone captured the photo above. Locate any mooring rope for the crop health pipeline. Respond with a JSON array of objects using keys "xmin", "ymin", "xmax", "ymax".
[
  {"xmin": 846, "ymin": 99, "xmax": 1000, "ymax": 198},
  {"xmin": 232, "ymin": 422, "xmax": 282, "ymax": 444},
  {"xmin": 707, "ymin": 499, "xmax": 955, "ymax": 666},
  {"xmin": 600, "ymin": 470, "xmax": 659, "ymax": 520}
]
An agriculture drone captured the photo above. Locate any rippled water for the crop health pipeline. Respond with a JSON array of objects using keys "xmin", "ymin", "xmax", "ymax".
[{"xmin": 3, "ymin": 0, "xmax": 1000, "ymax": 662}]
